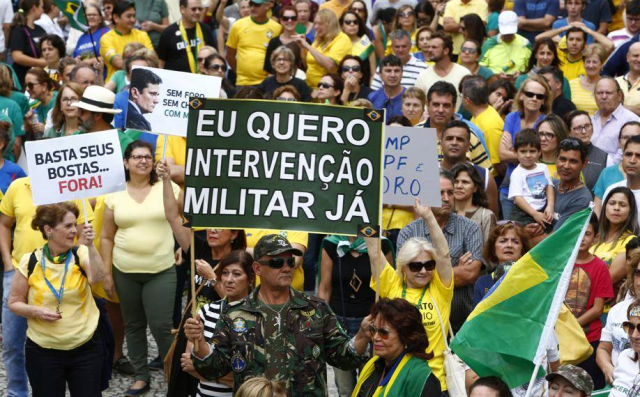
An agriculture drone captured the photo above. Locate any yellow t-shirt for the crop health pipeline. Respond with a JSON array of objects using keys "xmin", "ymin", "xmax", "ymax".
[
  {"xmin": 0, "ymin": 177, "xmax": 94, "ymax": 268},
  {"xmin": 382, "ymin": 207, "xmax": 414, "ymax": 230},
  {"xmin": 610, "ymin": 0, "xmax": 624, "ymax": 31},
  {"xmin": 590, "ymin": 233, "xmax": 636, "ymax": 311},
  {"xmin": 306, "ymin": 32, "xmax": 352, "ymax": 89},
  {"xmin": 471, "ymin": 105, "xmax": 504, "ymax": 172},
  {"xmin": 226, "ymin": 17, "xmax": 282, "ymax": 86},
  {"xmin": 154, "ymin": 135, "xmax": 186, "ymax": 165},
  {"xmin": 17, "ymin": 245, "xmax": 99, "ymax": 350},
  {"xmin": 105, "ymin": 181, "xmax": 181, "ymax": 273},
  {"xmin": 443, "ymin": 0, "xmax": 488, "ymax": 55},
  {"xmin": 100, "ymin": 28, "xmax": 154, "ymax": 82},
  {"xmin": 371, "ymin": 263, "xmax": 454, "ymax": 390},
  {"xmin": 246, "ymin": 229, "xmax": 308, "ymax": 291},
  {"xmin": 558, "ymin": 51, "xmax": 586, "ymax": 81},
  {"xmin": 569, "ymin": 78, "xmax": 598, "ymax": 115},
  {"xmin": 319, "ymin": 0, "xmax": 352, "ymax": 18},
  {"xmin": 88, "ymin": 196, "xmax": 120, "ymax": 303},
  {"xmin": 617, "ymin": 74, "xmax": 640, "ymax": 110}
]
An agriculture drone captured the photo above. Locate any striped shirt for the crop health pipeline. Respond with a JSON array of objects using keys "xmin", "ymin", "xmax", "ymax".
[
  {"xmin": 370, "ymin": 57, "xmax": 428, "ymax": 91},
  {"xmin": 397, "ymin": 214, "xmax": 484, "ymax": 333},
  {"xmin": 197, "ymin": 301, "xmax": 233, "ymax": 397}
]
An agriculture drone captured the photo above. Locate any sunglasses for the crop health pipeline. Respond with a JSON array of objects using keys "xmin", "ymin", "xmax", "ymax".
[
  {"xmin": 408, "ymin": 260, "xmax": 436, "ymax": 272},
  {"xmin": 258, "ymin": 257, "xmax": 295, "ymax": 269},
  {"xmin": 281, "ymin": 15, "xmax": 296, "ymax": 21},
  {"xmin": 318, "ymin": 82, "xmax": 334, "ymax": 89},
  {"xmin": 622, "ymin": 321, "xmax": 640, "ymax": 334},
  {"xmin": 497, "ymin": 220, "xmax": 523, "ymax": 227},
  {"xmin": 368, "ymin": 324, "xmax": 391, "ymax": 339},
  {"xmin": 460, "ymin": 46, "xmax": 477, "ymax": 54},
  {"xmin": 341, "ymin": 65, "xmax": 361, "ymax": 72},
  {"xmin": 26, "ymin": 82, "xmax": 42, "ymax": 90},
  {"xmin": 343, "ymin": 19, "xmax": 358, "ymax": 25},
  {"xmin": 277, "ymin": 97, "xmax": 296, "ymax": 101},
  {"xmin": 523, "ymin": 91, "xmax": 546, "ymax": 100},
  {"xmin": 190, "ymin": 6, "xmax": 203, "ymax": 11},
  {"xmin": 399, "ymin": 11, "xmax": 413, "ymax": 17},
  {"xmin": 209, "ymin": 64, "xmax": 227, "ymax": 71}
]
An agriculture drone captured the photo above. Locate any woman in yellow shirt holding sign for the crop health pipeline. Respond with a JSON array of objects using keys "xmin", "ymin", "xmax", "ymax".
[{"xmin": 366, "ymin": 198, "xmax": 454, "ymax": 391}]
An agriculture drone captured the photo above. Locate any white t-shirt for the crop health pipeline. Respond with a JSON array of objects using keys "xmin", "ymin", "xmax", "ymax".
[
  {"xmin": 601, "ymin": 298, "xmax": 633, "ymax": 365},
  {"xmin": 509, "ymin": 163, "xmax": 552, "ymax": 211},
  {"xmin": 415, "ymin": 63, "xmax": 471, "ymax": 112},
  {"xmin": 602, "ymin": 180, "xmax": 640, "ymax": 226},
  {"xmin": 610, "ymin": 349, "xmax": 640, "ymax": 397},
  {"xmin": 0, "ymin": 0, "xmax": 13, "ymax": 53}
]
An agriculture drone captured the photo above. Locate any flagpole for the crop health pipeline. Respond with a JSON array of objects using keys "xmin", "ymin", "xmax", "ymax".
[
  {"xmin": 79, "ymin": 1, "xmax": 100, "ymax": 59},
  {"xmin": 190, "ymin": 228, "xmax": 198, "ymax": 350},
  {"xmin": 523, "ymin": 363, "xmax": 542, "ymax": 397},
  {"xmin": 375, "ymin": 224, "xmax": 380, "ymax": 302}
]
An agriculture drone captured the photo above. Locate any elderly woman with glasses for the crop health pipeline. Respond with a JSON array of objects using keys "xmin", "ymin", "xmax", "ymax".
[
  {"xmin": 565, "ymin": 110, "xmax": 608, "ymax": 192},
  {"xmin": 607, "ymin": 298, "xmax": 640, "ymax": 397},
  {"xmin": 366, "ymin": 201, "xmax": 453, "ymax": 392},
  {"xmin": 257, "ymin": 46, "xmax": 311, "ymax": 102}
]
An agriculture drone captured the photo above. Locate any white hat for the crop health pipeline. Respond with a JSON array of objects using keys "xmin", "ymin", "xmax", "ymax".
[
  {"xmin": 71, "ymin": 85, "xmax": 122, "ymax": 114},
  {"xmin": 498, "ymin": 11, "xmax": 518, "ymax": 35}
]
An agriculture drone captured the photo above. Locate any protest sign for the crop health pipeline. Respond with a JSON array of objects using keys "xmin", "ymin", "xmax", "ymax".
[
  {"xmin": 126, "ymin": 66, "xmax": 222, "ymax": 137},
  {"xmin": 384, "ymin": 125, "xmax": 441, "ymax": 207},
  {"xmin": 183, "ymin": 99, "xmax": 385, "ymax": 235},
  {"xmin": 25, "ymin": 130, "xmax": 126, "ymax": 205}
]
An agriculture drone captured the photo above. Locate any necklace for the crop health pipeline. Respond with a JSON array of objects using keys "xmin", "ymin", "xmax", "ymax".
[
  {"xmin": 558, "ymin": 181, "xmax": 583, "ymax": 194},
  {"xmin": 259, "ymin": 292, "xmax": 290, "ymax": 333}
]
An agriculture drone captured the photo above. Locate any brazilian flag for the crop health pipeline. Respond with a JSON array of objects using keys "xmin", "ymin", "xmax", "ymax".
[
  {"xmin": 450, "ymin": 207, "xmax": 593, "ymax": 389},
  {"xmin": 54, "ymin": 0, "xmax": 87, "ymax": 31}
]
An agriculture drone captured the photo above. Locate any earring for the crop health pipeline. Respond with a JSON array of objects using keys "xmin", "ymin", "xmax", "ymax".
[{"xmin": 231, "ymin": 239, "xmax": 234, "ymax": 244}]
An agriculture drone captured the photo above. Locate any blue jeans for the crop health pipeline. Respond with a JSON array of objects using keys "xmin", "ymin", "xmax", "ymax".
[
  {"xmin": 3, "ymin": 269, "xmax": 29, "ymax": 397},
  {"xmin": 499, "ymin": 190, "xmax": 514, "ymax": 220},
  {"xmin": 334, "ymin": 316, "xmax": 364, "ymax": 397}
]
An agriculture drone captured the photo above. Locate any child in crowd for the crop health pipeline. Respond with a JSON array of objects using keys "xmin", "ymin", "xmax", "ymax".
[
  {"xmin": 565, "ymin": 214, "xmax": 613, "ymax": 389},
  {"xmin": 508, "ymin": 129, "xmax": 555, "ymax": 227}
]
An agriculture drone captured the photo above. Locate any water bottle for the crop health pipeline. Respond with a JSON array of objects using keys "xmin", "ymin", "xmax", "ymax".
[{"xmin": 31, "ymin": 112, "xmax": 43, "ymax": 140}]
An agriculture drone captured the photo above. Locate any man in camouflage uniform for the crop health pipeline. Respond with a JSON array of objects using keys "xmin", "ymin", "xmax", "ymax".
[{"xmin": 184, "ymin": 234, "xmax": 371, "ymax": 396}]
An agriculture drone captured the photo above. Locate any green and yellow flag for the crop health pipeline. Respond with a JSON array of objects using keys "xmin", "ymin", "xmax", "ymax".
[
  {"xmin": 450, "ymin": 207, "xmax": 593, "ymax": 389},
  {"xmin": 54, "ymin": 0, "xmax": 87, "ymax": 31}
]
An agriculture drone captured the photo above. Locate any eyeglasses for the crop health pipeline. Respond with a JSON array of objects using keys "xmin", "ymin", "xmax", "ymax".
[
  {"xmin": 318, "ymin": 82, "xmax": 334, "ymax": 89},
  {"xmin": 281, "ymin": 15, "xmax": 296, "ymax": 21},
  {"xmin": 538, "ymin": 131, "xmax": 556, "ymax": 140},
  {"xmin": 343, "ymin": 19, "xmax": 358, "ymax": 25},
  {"xmin": 275, "ymin": 57, "xmax": 291, "ymax": 63},
  {"xmin": 208, "ymin": 64, "xmax": 227, "ymax": 71},
  {"xmin": 460, "ymin": 46, "xmax": 477, "ymax": 54},
  {"xmin": 622, "ymin": 321, "xmax": 640, "ymax": 334},
  {"xmin": 197, "ymin": 57, "xmax": 206, "ymax": 62},
  {"xmin": 276, "ymin": 97, "xmax": 296, "ymax": 101},
  {"xmin": 130, "ymin": 154, "xmax": 153, "ymax": 162},
  {"xmin": 61, "ymin": 96, "xmax": 79, "ymax": 104},
  {"xmin": 189, "ymin": 6, "xmax": 203, "ymax": 11},
  {"xmin": 408, "ymin": 260, "xmax": 436, "ymax": 272},
  {"xmin": 523, "ymin": 91, "xmax": 546, "ymax": 100},
  {"xmin": 399, "ymin": 11, "xmax": 413, "ymax": 17},
  {"xmin": 258, "ymin": 257, "xmax": 295, "ymax": 269},
  {"xmin": 368, "ymin": 324, "xmax": 391, "ymax": 339},
  {"xmin": 571, "ymin": 124, "xmax": 592, "ymax": 133},
  {"xmin": 26, "ymin": 82, "xmax": 42, "ymax": 90},
  {"xmin": 341, "ymin": 65, "xmax": 361, "ymax": 72},
  {"xmin": 497, "ymin": 220, "xmax": 523, "ymax": 227}
]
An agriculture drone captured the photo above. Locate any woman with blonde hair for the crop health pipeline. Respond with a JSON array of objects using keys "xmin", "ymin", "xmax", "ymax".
[
  {"xmin": 569, "ymin": 43, "xmax": 607, "ymax": 115},
  {"xmin": 236, "ymin": 377, "xmax": 287, "ymax": 397},
  {"xmin": 385, "ymin": 4, "xmax": 418, "ymax": 55},
  {"xmin": 295, "ymin": 9, "xmax": 352, "ymax": 89},
  {"xmin": 44, "ymin": 82, "xmax": 84, "ymax": 138}
]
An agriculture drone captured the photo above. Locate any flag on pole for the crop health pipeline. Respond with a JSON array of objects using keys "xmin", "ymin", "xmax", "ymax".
[
  {"xmin": 450, "ymin": 207, "xmax": 593, "ymax": 389},
  {"xmin": 54, "ymin": 0, "xmax": 87, "ymax": 31}
]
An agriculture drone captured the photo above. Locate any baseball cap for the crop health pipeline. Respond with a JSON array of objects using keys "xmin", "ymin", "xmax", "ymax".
[
  {"xmin": 499, "ymin": 11, "xmax": 518, "ymax": 35},
  {"xmin": 253, "ymin": 234, "xmax": 303, "ymax": 261},
  {"xmin": 545, "ymin": 365, "xmax": 594, "ymax": 396}
]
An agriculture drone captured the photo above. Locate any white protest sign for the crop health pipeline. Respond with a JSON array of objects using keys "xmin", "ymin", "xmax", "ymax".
[
  {"xmin": 384, "ymin": 126, "xmax": 441, "ymax": 207},
  {"xmin": 126, "ymin": 66, "xmax": 222, "ymax": 137},
  {"xmin": 25, "ymin": 130, "xmax": 126, "ymax": 205}
]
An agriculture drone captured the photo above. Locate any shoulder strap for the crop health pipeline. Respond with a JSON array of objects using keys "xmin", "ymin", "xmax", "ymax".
[
  {"xmin": 428, "ymin": 292, "xmax": 454, "ymax": 349},
  {"xmin": 27, "ymin": 249, "xmax": 38, "ymax": 278},
  {"xmin": 72, "ymin": 246, "xmax": 86, "ymax": 278}
]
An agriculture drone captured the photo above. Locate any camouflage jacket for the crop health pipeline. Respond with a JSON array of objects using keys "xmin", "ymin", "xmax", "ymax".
[{"xmin": 192, "ymin": 286, "xmax": 368, "ymax": 396}]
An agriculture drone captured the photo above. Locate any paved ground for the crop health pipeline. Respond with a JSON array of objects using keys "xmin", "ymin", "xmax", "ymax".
[{"xmin": 0, "ymin": 328, "xmax": 339, "ymax": 396}]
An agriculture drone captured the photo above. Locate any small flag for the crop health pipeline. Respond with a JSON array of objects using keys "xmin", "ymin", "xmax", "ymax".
[
  {"xmin": 54, "ymin": 0, "xmax": 87, "ymax": 31},
  {"xmin": 357, "ymin": 224, "xmax": 380, "ymax": 238}
]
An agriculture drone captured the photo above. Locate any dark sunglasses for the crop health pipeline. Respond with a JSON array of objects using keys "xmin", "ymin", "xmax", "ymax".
[
  {"xmin": 276, "ymin": 97, "xmax": 296, "ymax": 101},
  {"xmin": 258, "ymin": 257, "xmax": 295, "ymax": 269},
  {"xmin": 208, "ymin": 64, "xmax": 227, "ymax": 71},
  {"xmin": 189, "ymin": 6, "xmax": 203, "ymax": 11},
  {"xmin": 341, "ymin": 65, "xmax": 361, "ymax": 72},
  {"xmin": 460, "ymin": 46, "xmax": 477, "ymax": 54},
  {"xmin": 408, "ymin": 260, "xmax": 436, "ymax": 272},
  {"xmin": 343, "ymin": 19, "xmax": 358, "ymax": 25},
  {"xmin": 523, "ymin": 90, "xmax": 546, "ymax": 100},
  {"xmin": 197, "ymin": 57, "xmax": 206, "ymax": 62},
  {"xmin": 622, "ymin": 321, "xmax": 640, "ymax": 334},
  {"xmin": 368, "ymin": 324, "xmax": 391, "ymax": 339},
  {"xmin": 318, "ymin": 82, "xmax": 334, "ymax": 89},
  {"xmin": 497, "ymin": 220, "xmax": 523, "ymax": 227},
  {"xmin": 399, "ymin": 11, "xmax": 413, "ymax": 17},
  {"xmin": 281, "ymin": 15, "xmax": 296, "ymax": 21},
  {"xmin": 26, "ymin": 82, "xmax": 41, "ymax": 90}
]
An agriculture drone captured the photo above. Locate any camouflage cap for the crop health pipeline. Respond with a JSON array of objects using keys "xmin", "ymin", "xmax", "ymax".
[
  {"xmin": 545, "ymin": 365, "xmax": 594, "ymax": 396},
  {"xmin": 253, "ymin": 234, "xmax": 303, "ymax": 261}
]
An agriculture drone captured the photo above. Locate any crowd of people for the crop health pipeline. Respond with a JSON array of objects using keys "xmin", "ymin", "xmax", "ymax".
[{"xmin": 0, "ymin": 0, "xmax": 639, "ymax": 395}]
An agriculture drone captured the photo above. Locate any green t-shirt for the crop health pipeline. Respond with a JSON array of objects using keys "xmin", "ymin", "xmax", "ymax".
[
  {"xmin": 0, "ymin": 96, "xmax": 24, "ymax": 161},
  {"xmin": 108, "ymin": 70, "xmax": 128, "ymax": 93},
  {"xmin": 9, "ymin": 91, "xmax": 29, "ymax": 117},
  {"xmin": 132, "ymin": 0, "xmax": 168, "ymax": 48},
  {"xmin": 74, "ymin": 130, "xmax": 134, "ymax": 157}
]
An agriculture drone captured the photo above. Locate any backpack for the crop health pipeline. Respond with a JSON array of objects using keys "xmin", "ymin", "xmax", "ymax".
[{"xmin": 27, "ymin": 246, "xmax": 82, "ymax": 278}]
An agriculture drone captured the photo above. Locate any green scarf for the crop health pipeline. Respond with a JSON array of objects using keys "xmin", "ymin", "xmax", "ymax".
[
  {"xmin": 43, "ymin": 244, "xmax": 69, "ymax": 264},
  {"xmin": 324, "ymin": 235, "xmax": 368, "ymax": 258},
  {"xmin": 351, "ymin": 354, "xmax": 433, "ymax": 397}
]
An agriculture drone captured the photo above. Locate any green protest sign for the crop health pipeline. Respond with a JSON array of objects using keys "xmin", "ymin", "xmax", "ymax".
[{"xmin": 183, "ymin": 98, "xmax": 385, "ymax": 235}]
